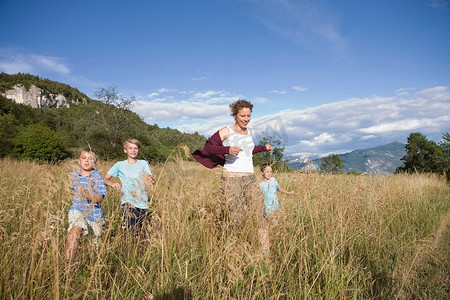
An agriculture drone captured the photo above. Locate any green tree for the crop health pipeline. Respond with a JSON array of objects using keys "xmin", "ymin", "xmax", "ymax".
[
  {"xmin": 396, "ymin": 132, "xmax": 445, "ymax": 174},
  {"xmin": 13, "ymin": 124, "xmax": 70, "ymax": 162},
  {"xmin": 94, "ymin": 85, "xmax": 135, "ymax": 110},
  {"xmin": 89, "ymin": 85, "xmax": 140, "ymax": 158},
  {"xmin": 0, "ymin": 95, "xmax": 37, "ymax": 157},
  {"xmin": 253, "ymin": 136, "xmax": 290, "ymax": 171},
  {"xmin": 320, "ymin": 153, "xmax": 345, "ymax": 174},
  {"xmin": 0, "ymin": 114, "xmax": 20, "ymax": 157},
  {"xmin": 0, "ymin": 95, "xmax": 36, "ymax": 125}
]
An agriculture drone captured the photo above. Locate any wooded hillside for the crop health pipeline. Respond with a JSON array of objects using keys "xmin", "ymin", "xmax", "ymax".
[{"xmin": 0, "ymin": 73, "xmax": 207, "ymax": 162}]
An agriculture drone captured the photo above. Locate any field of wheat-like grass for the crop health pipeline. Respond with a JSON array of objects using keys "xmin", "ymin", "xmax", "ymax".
[{"xmin": 0, "ymin": 156, "xmax": 449, "ymax": 299}]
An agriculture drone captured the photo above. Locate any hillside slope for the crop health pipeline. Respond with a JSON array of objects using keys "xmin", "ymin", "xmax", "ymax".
[
  {"xmin": 0, "ymin": 73, "xmax": 206, "ymax": 161},
  {"xmin": 287, "ymin": 142, "xmax": 406, "ymax": 174},
  {"xmin": 340, "ymin": 141, "xmax": 406, "ymax": 174}
]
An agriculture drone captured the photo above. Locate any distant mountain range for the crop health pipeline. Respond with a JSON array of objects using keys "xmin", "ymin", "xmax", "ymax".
[{"xmin": 286, "ymin": 142, "xmax": 406, "ymax": 174}]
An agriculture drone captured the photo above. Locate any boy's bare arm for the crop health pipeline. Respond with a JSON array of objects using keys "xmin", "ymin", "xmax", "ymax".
[
  {"xmin": 77, "ymin": 185, "xmax": 104, "ymax": 203},
  {"xmin": 104, "ymin": 174, "xmax": 121, "ymax": 190},
  {"xmin": 146, "ymin": 173, "xmax": 156, "ymax": 184},
  {"xmin": 279, "ymin": 187, "xmax": 295, "ymax": 195}
]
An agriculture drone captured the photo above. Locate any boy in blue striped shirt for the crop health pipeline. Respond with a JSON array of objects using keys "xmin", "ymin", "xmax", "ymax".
[{"xmin": 65, "ymin": 149, "xmax": 107, "ymax": 262}]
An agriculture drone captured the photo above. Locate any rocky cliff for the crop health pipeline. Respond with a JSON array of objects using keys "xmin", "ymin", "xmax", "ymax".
[{"xmin": 2, "ymin": 84, "xmax": 86, "ymax": 108}]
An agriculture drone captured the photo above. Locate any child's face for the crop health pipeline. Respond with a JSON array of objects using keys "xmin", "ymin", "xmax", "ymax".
[
  {"xmin": 262, "ymin": 166, "xmax": 272, "ymax": 180},
  {"xmin": 124, "ymin": 142, "xmax": 139, "ymax": 158},
  {"xmin": 79, "ymin": 152, "xmax": 95, "ymax": 171}
]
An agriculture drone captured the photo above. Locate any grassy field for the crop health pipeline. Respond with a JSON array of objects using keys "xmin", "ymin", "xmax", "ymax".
[{"xmin": 0, "ymin": 155, "xmax": 449, "ymax": 299}]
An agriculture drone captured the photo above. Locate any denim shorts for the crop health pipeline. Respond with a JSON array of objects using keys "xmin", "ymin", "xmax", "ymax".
[{"xmin": 121, "ymin": 203, "xmax": 150, "ymax": 232}]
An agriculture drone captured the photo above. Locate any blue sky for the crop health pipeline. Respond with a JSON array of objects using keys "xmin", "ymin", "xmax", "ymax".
[{"xmin": 1, "ymin": 0, "xmax": 449, "ymax": 156}]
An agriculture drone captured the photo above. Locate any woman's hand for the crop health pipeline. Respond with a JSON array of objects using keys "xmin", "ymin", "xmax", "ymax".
[
  {"xmin": 265, "ymin": 144, "xmax": 273, "ymax": 152},
  {"xmin": 229, "ymin": 146, "xmax": 242, "ymax": 156}
]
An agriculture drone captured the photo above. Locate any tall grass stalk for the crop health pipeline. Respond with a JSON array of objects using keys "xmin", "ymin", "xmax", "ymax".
[{"xmin": 0, "ymin": 156, "xmax": 449, "ymax": 299}]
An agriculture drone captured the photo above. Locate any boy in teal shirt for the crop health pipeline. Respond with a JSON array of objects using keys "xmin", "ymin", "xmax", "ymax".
[{"xmin": 104, "ymin": 138, "xmax": 155, "ymax": 234}]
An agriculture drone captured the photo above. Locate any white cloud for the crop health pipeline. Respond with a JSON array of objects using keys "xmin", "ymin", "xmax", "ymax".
[
  {"xmin": 189, "ymin": 90, "xmax": 243, "ymax": 105},
  {"xmin": 395, "ymin": 87, "xmax": 414, "ymax": 96},
  {"xmin": 192, "ymin": 76, "xmax": 207, "ymax": 81},
  {"xmin": 269, "ymin": 90, "xmax": 287, "ymax": 94},
  {"xmin": 158, "ymin": 88, "xmax": 175, "ymax": 93},
  {"xmin": 0, "ymin": 48, "xmax": 71, "ymax": 75},
  {"xmin": 178, "ymin": 115, "xmax": 232, "ymax": 135},
  {"xmin": 415, "ymin": 85, "xmax": 450, "ymax": 100},
  {"xmin": 30, "ymin": 54, "xmax": 70, "ymax": 74},
  {"xmin": 359, "ymin": 119, "xmax": 429, "ymax": 134},
  {"xmin": 361, "ymin": 135, "xmax": 377, "ymax": 140},
  {"xmin": 292, "ymin": 85, "xmax": 308, "ymax": 92},
  {"xmin": 266, "ymin": 86, "xmax": 450, "ymax": 154},
  {"xmin": 125, "ymin": 85, "xmax": 450, "ymax": 155},
  {"xmin": 300, "ymin": 132, "xmax": 335, "ymax": 147},
  {"xmin": 428, "ymin": 0, "xmax": 450, "ymax": 10},
  {"xmin": 0, "ymin": 48, "xmax": 103, "ymax": 96},
  {"xmin": 194, "ymin": 90, "xmax": 220, "ymax": 99},
  {"xmin": 254, "ymin": 97, "xmax": 268, "ymax": 103},
  {"xmin": 133, "ymin": 100, "xmax": 229, "ymax": 123},
  {"xmin": 147, "ymin": 92, "xmax": 160, "ymax": 98},
  {"xmin": 145, "ymin": 88, "xmax": 180, "ymax": 100},
  {"xmin": 132, "ymin": 88, "xmax": 246, "ymax": 124},
  {"xmin": 0, "ymin": 61, "xmax": 33, "ymax": 73}
]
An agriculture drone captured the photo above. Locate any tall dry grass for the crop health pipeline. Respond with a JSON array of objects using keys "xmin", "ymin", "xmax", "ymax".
[{"xmin": 0, "ymin": 154, "xmax": 449, "ymax": 299}]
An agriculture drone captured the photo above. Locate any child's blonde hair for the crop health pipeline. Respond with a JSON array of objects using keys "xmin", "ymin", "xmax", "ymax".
[
  {"xmin": 123, "ymin": 138, "xmax": 142, "ymax": 149},
  {"xmin": 80, "ymin": 148, "xmax": 98, "ymax": 164}
]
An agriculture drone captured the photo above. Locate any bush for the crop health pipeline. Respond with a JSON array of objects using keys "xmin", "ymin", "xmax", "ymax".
[
  {"xmin": 13, "ymin": 124, "xmax": 70, "ymax": 162},
  {"xmin": 0, "ymin": 114, "xmax": 20, "ymax": 157}
]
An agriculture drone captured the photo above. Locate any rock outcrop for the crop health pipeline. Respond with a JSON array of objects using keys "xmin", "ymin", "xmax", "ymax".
[{"xmin": 2, "ymin": 84, "xmax": 86, "ymax": 108}]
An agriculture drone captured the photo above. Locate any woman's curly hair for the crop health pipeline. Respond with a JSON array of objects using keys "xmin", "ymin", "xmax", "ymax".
[{"xmin": 230, "ymin": 99, "xmax": 253, "ymax": 116}]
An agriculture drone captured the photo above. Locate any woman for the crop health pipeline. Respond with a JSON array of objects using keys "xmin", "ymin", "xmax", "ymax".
[{"xmin": 193, "ymin": 99, "xmax": 273, "ymax": 227}]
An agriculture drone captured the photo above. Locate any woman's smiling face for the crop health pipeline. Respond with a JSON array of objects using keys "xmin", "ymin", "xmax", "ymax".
[{"xmin": 235, "ymin": 107, "xmax": 251, "ymax": 130}]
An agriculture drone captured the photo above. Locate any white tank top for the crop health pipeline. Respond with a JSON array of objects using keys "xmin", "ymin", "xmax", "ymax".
[{"xmin": 222, "ymin": 126, "xmax": 255, "ymax": 173}]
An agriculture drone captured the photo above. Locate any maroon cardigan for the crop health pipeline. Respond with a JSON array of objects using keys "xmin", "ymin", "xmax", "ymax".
[{"xmin": 192, "ymin": 130, "xmax": 267, "ymax": 169}]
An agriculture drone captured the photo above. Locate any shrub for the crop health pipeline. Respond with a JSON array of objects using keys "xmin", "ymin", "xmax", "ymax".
[
  {"xmin": 0, "ymin": 114, "xmax": 20, "ymax": 157},
  {"xmin": 13, "ymin": 124, "xmax": 70, "ymax": 162}
]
